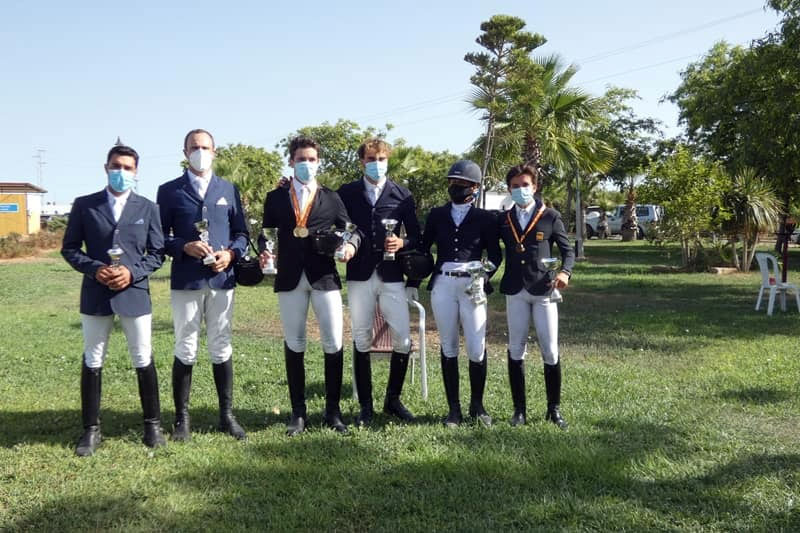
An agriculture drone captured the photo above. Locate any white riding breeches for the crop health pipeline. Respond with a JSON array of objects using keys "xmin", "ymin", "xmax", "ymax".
[
  {"xmin": 81, "ymin": 313, "xmax": 152, "ymax": 369},
  {"xmin": 430, "ymin": 272, "xmax": 486, "ymax": 362},
  {"xmin": 347, "ymin": 270, "xmax": 411, "ymax": 354},
  {"xmin": 506, "ymin": 290, "xmax": 559, "ymax": 364},
  {"xmin": 171, "ymin": 288, "xmax": 235, "ymax": 365},
  {"xmin": 278, "ymin": 272, "xmax": 343, "ymax": 354}
]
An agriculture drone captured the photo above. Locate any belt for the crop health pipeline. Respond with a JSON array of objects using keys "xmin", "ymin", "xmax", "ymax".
[{"xmin": 440, "ymin": 270, "xmax": 471, "ymax": 278}]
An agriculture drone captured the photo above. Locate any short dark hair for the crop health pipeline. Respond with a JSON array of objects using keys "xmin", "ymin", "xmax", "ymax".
[
  {"xmin": 183, "ymin": 129, "xmax": 215, "ymax": 151},
  {"xmin": 106, "ymin": 145, "xmax": 139, "ymax": 168},
  {"xmin": 289, "ymin": 135, "xmax": 321, "ymax": 160},
  {"xmin": 505, "ymin": 164, "xmax": 538, "ymax": 186}
]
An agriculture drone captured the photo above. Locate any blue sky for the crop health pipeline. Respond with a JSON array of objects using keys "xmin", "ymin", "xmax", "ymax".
[{"xmin": 0, "ymin": 0, "xmax": 781, "ymax": 203}]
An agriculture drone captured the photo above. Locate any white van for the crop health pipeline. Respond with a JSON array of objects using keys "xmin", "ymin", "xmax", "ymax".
[{"xmin": 607, "ymin": 204, "xmax": 663, "ymax": 239}]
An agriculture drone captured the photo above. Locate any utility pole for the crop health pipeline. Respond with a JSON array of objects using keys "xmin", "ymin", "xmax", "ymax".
[
  {"xmin": 33, "ymin": 149, "xmax": 46, "ymax": 188},
  {"xmin": 574, "ymin": 168, "xmax": 585, "ymax": 261}
]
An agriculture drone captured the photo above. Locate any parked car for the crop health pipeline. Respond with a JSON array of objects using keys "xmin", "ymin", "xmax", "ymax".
[
  {"xmin": 607, "ymin": 204, "xmax": 663, "ymax": 239},
  {"xmin": 584, "ymin": 206, "xmax": 609, "ymax": 239}
]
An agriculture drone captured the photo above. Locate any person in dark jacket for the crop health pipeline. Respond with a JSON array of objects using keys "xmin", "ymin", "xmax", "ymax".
[
  {"xmin": 157, "ymin": 128, "xmax": 249, "ymax": 441},
  {"xmin": 259, "ymin": 136, "xmax": 360, "ymax": 436},
  {"xmin": 336, "ymin": 138, "xmax": 421, "ymax": 426},
  {"xmin": 61, "ymin": 144, "xmax": 166, "ymax": 456},
  {"xmin": 497, "ymin": 163, "xmax": 575, "ymax": 429},
  {"xmin": 420, "ymin": 160, "xmax": 502, "ymax": 427}
]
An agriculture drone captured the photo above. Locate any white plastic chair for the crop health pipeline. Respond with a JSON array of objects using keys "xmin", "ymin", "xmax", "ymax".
[
  {"xmin": 754, "ymin": 252, "xmax": 800, "ymax": 316},
  {"xmin": 351, "ymin": 299, "xmax": 428, "ymax": 401}
]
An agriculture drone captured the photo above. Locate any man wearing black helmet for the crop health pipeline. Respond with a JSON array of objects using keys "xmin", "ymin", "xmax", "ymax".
[{"xmin": 419, "ymin": 160, "xmax": 502, "ymax": 427}]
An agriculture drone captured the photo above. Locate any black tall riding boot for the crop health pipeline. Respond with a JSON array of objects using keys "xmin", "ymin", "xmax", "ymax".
[
  {"xmin": 212, "ymin": 358, "xmax": 246, "ymax": 440},
  {"xmin": 323, "ymin": 349, "xmax": 348, "ymax": 434},
  {"xmin": 136, "ymin": 361, "xmax": 166, "ymax": 449},
  {"xmin": 383, "ymin": 351, "xmax": 415, "ymax": 422},
  {"xmin": 76, "ymin": 360, "xmax": 102, "ymax": 457},
  {"xmin": 544, "ymin": 361, "xmax": 568, "ymax": 430},
  {"xmin": 353, "ymin": 344, "xmax": 373, "ymax": 426},
  {"xmin": 284, "ymin": 343, "xmax": 307, "ymax": 437},
  {"xmin": 508, "ymin": 352, "xmax": 527, "ymax": 427},
  {"xmin": 441, "ymin": 351, "xmax": 462, "ymax": 428},
  {"xmin": 171, "ymin": 358, "xmax": 193, "ymax": 441},
  {"xmin": 468, "ymin": 353, "xmax": 492, "ymax": 426}
]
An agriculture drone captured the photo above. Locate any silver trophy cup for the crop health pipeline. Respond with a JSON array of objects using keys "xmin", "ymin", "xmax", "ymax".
[
  {"xmin": 463, "ymin": 259, "xmax": 496, "ymax": 305},
  {"xmin": 194, "ymin": 215, "xmax": 216, "ymax": 266},
  {"xmin": 261, "ymin": 228, "xmax": 277, "ymax": 275},
  {"xmin": 540, "ymin": 257, "xmax": 563, "ymax": 303},
  {"xmin": 334, "ymin": 222, "xmax": 357, "ymax": 261},
  {"xmin": 107, "ymin": 245, "xmax": 124, "ymax": 269},
  {"xmin": 381, "ymin": 218, "xmax": 398, "ymax": 261}
]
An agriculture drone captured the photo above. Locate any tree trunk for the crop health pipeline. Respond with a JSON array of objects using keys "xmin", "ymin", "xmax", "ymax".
[
  {"xmin": 479, "ymin": 118, "xmax": 495, "ymax": 209},
  {"xmin": 564, "ymin": 180, "xmax": 574, "ymax": 233},
  {"xmin": 730, "ymin": 236, "xmax": 741, "ymax": 271}
]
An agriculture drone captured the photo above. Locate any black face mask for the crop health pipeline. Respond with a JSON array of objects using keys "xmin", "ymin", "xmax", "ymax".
[{"xmin": 448, "ymin": 184, "xmax": 475, "ymax": 204}]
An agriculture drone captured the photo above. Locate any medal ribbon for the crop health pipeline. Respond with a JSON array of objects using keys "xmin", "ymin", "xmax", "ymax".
[
  {"xmin": 507, "ymin": 204, "xmax": 546, "ymax": 249},
  {"xmin": 290, "ymin": 184, "xmax": 317, "ymax": 232}
]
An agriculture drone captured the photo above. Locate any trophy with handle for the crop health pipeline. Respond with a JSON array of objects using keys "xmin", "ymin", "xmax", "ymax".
[
  {"xmin": 334, "ymin": 222, "xmax": 357, "ymax": 261},
  {"xmin": 261, "ymin": 228, "xmax": 277, "ymax": 275},
  {"xmin": 107, "ymin": 229, "xmax": 124, "ymax": 269},
  {"xmin": 194, "ymin": 206, "xmax": 216, "ymax": 265},
  {"xmin": 381, "ymin": 218, "xmax": 398, "ymax": 261},
  {"xmin": 540, "ymin": 257, "xmax": 563, "ymax": 303},
  {"xmin": 463, "ymin": 259, "xmax": 497, "ymax": 305}
]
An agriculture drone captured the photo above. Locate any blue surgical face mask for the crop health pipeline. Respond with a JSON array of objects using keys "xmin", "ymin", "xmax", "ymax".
[
  {"xmin": 511, "ymin": 185, "xmax": 534, "ymax": 207},
  {"xmin": 294, "ymin": 161, "xmax": 319, "ymax": 184},
  {"xmin": 364, "ymin": 161, "xmax": 388, "ymax": 182},
  {"xmin": 108, "ymin": 169, "xmax": 136, "ymax": 193}
]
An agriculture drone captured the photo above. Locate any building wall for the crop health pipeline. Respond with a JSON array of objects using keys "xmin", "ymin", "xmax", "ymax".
[
  {"xmin": 0, "ymin": 193, "xmax": 28, "ymax": 236},
  {"xmin": 26, "ymin": 194, "xmax": 42, "ymax": 234}
]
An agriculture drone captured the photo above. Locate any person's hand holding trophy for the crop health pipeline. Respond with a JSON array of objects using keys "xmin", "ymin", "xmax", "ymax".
[
  {"xmin": 260, "ymin": 228, "xmax": 278, "ymax": 275},
  {"xmin": 192, "ymin": 206, "xmax": 217, "ymax": 266},
  {"xmin": 104, "ymin": 229, "xmax": 132, "ymax": 291},
  {"xmin": 334, "ymin": 222, "xmax": 357, "ymax": 263},
  {"xmin": 540, "ymin": 257, "xmax": 568, "ymax": 302},
  {"xmin": 463, "ymin": 259, "xmax": 496, "ymax": 305},
  {"xmin": 381, "ymin": 218, "xmax": 399, "ymax": 261}
]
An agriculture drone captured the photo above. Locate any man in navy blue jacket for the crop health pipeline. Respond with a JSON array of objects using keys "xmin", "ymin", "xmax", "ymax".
[
  {"xmin": 157, "ymin": 129, "xmax": 249, "ymax": 441},
  {"xmin": 336, "ymin": 138, "xmax": 421, "ymax": 426},
  {"xmin": 61, "ymin": 144, "xmax": 166, "ymax": 456}
]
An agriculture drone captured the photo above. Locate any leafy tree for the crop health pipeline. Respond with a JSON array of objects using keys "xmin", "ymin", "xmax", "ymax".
[
  {"xmin": 212, "ymin": 144, "xmax": 283, "ymax": 238},
  {"xmin": 277, "ymin": 119, "xmax": 390, "ymax": 191},
  {"xmin": 722, "ymin": 167, "xmax": 782, "ymax": 271},
  {"xmin": 465, "ymin": 14, "xmax": 546, "ymax": 202},
  {"xmin": 638, "ymin": 145, "xmax": 730, "ymax": 269},
  {"xmin": 389, "ymin": 144, "xmax": 458, "ymax": 217}
]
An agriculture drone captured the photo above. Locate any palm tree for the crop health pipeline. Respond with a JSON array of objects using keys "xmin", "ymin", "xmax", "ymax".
[{"xmin": 724, "ymin": 167, "xmax": 782, "ymax": 271}]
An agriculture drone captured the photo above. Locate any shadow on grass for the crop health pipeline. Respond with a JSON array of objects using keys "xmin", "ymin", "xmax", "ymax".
[
  {"xmin": 7, "ymin": 415, "xmax": 800, "ymax": 530},
  {"xmin": 0, "ymin": 407, "xmax": 281, "ymax": 449},
  {"xmin": 717, "ymin": 387, "xmax": 792, "ymax": 405}
]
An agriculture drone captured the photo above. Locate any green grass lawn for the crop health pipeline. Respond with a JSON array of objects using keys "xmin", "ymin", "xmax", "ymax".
[{"xmin": 1, "ymin": 241, "xmax": 799, "ymax": 531}]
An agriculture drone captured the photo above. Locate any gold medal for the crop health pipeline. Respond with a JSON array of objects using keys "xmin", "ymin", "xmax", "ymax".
[
  {"xmin": 507, "ymin": 205, "xmax": 545, "ymax": 255},
  {"xmin": 290, "ymin": 184, "xmax": 316, "ymax": 240}
]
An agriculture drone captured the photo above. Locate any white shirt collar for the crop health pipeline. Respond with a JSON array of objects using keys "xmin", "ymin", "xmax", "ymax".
[
  {"xmin": 187, "ymin": 169, "xmax": 210, "ymax": 183},
  {"xmin": 451, "ymin": 202, "xmax": 472, "ymax": 214},
  {"xmin": 517, "ymin": 200, "xmax": 537, "ymax": 215},
  {"xmin": 106, "ymin": 187, "xmax": 132, "ymax": 206},
  {"xmin": 363, "ymin": 175, "xmax": 386, "ymax": 192},
  {"xmin": 292, "ymin": 177, "xmax": 317, "ymax": 196}
]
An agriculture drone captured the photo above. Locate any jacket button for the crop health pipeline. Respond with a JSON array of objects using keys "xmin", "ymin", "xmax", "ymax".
[
  {"xmin": 454, "ymin": 247, "xmax": 459, "ymax": 251},
  {"xmin": 454, "ymin": 238, "xmax": 458, "ymax": 242},
  {"xmin": 521, "ymin": 260, "xmax": 526, "ymax": 264}
]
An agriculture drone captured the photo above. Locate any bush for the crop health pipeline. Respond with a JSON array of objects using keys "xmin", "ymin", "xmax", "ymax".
[{"xmin": 0, "ymin": 229, "xmax": 63, "ymax": 259}]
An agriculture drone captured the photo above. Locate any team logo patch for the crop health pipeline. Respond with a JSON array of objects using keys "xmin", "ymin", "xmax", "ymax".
[{"xmin": 536, "ymin": 232, "xmax": 544, "ymax": 241}]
